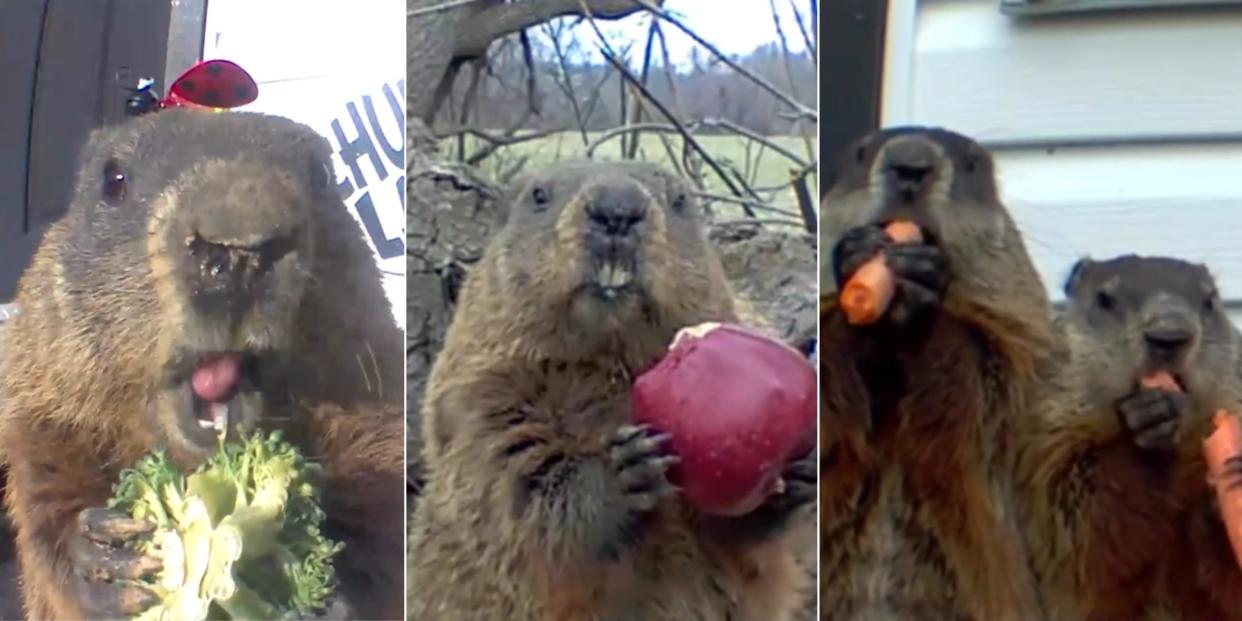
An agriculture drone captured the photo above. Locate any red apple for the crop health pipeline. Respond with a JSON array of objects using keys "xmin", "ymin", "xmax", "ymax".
[{"xmin": 631, "ymin": 322, "xmax": 817, "ymax": 516}]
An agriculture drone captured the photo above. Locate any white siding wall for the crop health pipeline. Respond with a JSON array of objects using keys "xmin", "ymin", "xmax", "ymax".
[{"xmin": 880, "ymin": 0, "xmax": 1242, "ymax": 316}]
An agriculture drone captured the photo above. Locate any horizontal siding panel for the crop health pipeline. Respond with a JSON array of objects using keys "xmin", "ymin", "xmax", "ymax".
[
  {"xmin": 904, "ymin": 0, "xmax": 1242, "ymax": 145},
  {"xmin": 994, "ymin": 142, "xmax": 1242, "ymax": 299}
]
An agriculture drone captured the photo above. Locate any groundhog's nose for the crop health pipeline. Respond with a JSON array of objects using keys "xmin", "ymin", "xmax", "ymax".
[
  {"xmin": 1144, "ymin": 325, "xmax": 1194, "ymax": 359},
  {"xmin": 586, "ymin": 184, "xmax": 648, "ymax": 238},
  {"xmin": 187, "ymin": 232, "xmax": 294, "ymax": 296},
  {"xmin": 883, "ymin": 139, "xmax": 937, "ymax": 196}
]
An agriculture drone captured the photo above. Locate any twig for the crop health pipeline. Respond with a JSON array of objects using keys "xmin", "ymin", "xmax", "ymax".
[
  {"xmin": 455, "ymin": 61, "xmax": 484, "ymax": 161},
  {"xmin": 408, "ymin": 0, "xmax": 480, "ymax": 18},
  {"xmin": 789, "ymin": 167, "xmax": 817, "ymax": 234},
  {"xmin": 650, "ymin": 21, "xmax": 693, "ymax": 184},
  {"xmin": 701, "ymin": 117, "xmax": 809, "ymax": 168},
  {"xmin": 518, "ymin": 29, "xmax": 540, "ymax": 116},
  {"xmin": 627, "ymin": 18, "xmax": 660, "ymax": 160},
  {"xmin": 543, "ymin": 21, "xmax": 591, "ymax": 146},
  {"xmin": 578, "ymin": 65, "xmax": 616, "ymax": 127},
  {"xmin": 436, "ymin": 126, "xmax": 567, "ymax": 165},
  {"xmin": 576, "ymin": 2, "xmax": 757, "ymax": 215},
  {"xmin": 768, "ymin": 0, "xmax": 816, "ymax": 164},
  {"xmin": 692, "ymin": 191, "xmax": 800, "ymax": 218},
  {"xmin": 585, "ymin": 119, "xmax": 808, "ymax": 170},
  {"xmin": 632, "ymin": 98, "xmax": 688, "ymax": 178},
  {"xmin": 788, "ymin": 0, "xmax": 817, "ymax": 65},
  {"xmin": 632, "ymin": 0, "xmax": 817, "ymax": 121},
  {"xmin": 714, "ymin": 217, "xmax": 806, "ymax": 228}
]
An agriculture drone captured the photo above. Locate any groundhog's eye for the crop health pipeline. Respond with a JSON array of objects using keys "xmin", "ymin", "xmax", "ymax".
[
  {"xmin": 1095, "ymin": 290, "xmax": 1115, "ymax": 312},
  {"xmin": 310, "ymin": 160, "xmax": 334, "ymax": 193},
  {"xmin": 102, "ymin": 159, "xmax": 127, "ymax": 205},
  {"xmin": 671, "ymin": 193, "xmax": 688, "ymax": 214},
  {"xmin": 531, "ymin": 186, "xmax": 551, "ymax": 211},
  {"xmin": 962, "ymin": 153, "xmax": 978, "ymax": 174},
  {"xmin": 1204, "ymin": 294, "xmax": 1218, "ymax": 314}
]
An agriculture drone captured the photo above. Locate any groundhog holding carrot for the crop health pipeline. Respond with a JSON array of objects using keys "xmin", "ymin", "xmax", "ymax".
[
  {"xmin": 820, "ymin": 126, "xmax": 1051, "ymax": 619},
  {"xmin": 1018, "ymin": 255, "xmax": 1242, "ymax": 620}
]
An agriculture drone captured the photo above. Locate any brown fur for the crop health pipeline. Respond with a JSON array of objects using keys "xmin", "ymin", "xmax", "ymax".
[
  {"xmin": 1017, "ymin": 255, "xmax": 1242, "ymax": 620},
  {"xmin": 820, "ymin": 126, "xmax": 1052, "ymax": 620},
  {"xmin": 0, "ymin": 109, "xmax": 404, "ymax": 620},
  {"xmin": 407, "ymin": 160, "xmax": 809, "ymax": 620}
]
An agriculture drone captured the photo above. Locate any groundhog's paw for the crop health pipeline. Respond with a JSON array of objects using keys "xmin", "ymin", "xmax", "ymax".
[
  {"xmin": 70, "ymin": 508, "xmax": 161, "ymax": 617},
  {"xmin": 299, "ymin": 595, "xmax": 354, "ymax": 620},
  {"xmin": 775, "ymin": 447, "xmax": 817, "ymax": 509},
  {"xmin": 832, "ymin": 224, "xmax": 889, "ymax": 288},
  {"xmin": 885, "ymin": 243, "xmax": 948, "ymax": 325},
  {"xmin": 609, "ymin": 424, "xmax": 679, "ymax": 513},
  {"xmin": 1116, "ymin": 388, "xmax": 1187, "ymax": 453}
]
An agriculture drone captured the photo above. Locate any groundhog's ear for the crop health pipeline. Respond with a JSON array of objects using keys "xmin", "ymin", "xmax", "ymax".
[{"xmin": 1064, "ymin": 257, "xmax": 1093, "ymax": 298}]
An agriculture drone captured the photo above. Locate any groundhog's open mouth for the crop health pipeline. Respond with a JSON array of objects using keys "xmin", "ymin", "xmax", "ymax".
[
  {"xmin": 876, "ymin": 216, "xmax": 939, "ymax": 246},
  {"xmin": 1139, "ymin": 369, "xmax": 1188, "ymax": 394},
  {"xmin": 167, "ymin": 352, "xmax": 261, "ymax": 447},
  {"xmin": 589, "ymin": 262, "xmax": 637, "ymax": 300}
]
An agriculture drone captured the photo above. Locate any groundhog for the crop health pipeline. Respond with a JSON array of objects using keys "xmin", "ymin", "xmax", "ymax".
[
  {"xmin": 0, "ymin": 108, "xmax": 405, "ymax": 620},
  {"xmin": 820, "ymin": 126, "xmax": 1053, "ymax": 619},
  {"xmin": 1018, "ymin": 255, "xmax": 1242, "ymax": 620},
  {"xmin": 406, "ymin": 160, "xmax": 814, "ymax": 620}
]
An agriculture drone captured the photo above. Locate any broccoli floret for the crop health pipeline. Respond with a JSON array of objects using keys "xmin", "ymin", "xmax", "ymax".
[{"xmin": 109, "ymin": 430, "xmax": 344, "ymax": 621}]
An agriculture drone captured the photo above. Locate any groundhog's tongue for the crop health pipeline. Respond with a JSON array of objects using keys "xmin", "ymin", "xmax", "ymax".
[
  {"xmin": 1141, "ymin": 371, "xmax": 1183, "ymax": 394},
  {"xmin": 191, "ymin": 354, "xmax": 240, "ymax": 402}
]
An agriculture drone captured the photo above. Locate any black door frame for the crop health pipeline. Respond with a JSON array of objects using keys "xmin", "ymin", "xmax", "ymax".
[
  {"xmin": 819, "ymin": 0, "xmax": 888, "ymax": 196},
  {"xmin": 0, "ymin": 0, "xmax": 207, "ymax": 303}
]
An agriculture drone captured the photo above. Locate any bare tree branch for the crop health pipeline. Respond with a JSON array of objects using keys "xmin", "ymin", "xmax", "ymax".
[
  {"xmin": 518, "ymin": 29, "xmax": 541, "ymax": 116},
  {"xmin": 631, "ymin": 0, "xmax": 817, "ymax": 121},
  {"xmin": 692, "ymin": 191, "xmax": 801, "ymax": 218},
  {"xmin": 455, "ymin": 62, "xmax": 484, "ymax": 160},
  {"xmin": 437, "ymin": 125, "xmax": 569, "ymax": 165},
  {"xmin": 456, "ymin": 0, "xmax": 657, "ymax": 59},
  {"xmin": 543, "ymin": 21, "xmax": 591, "ymax": 146},
  {"xmin": 788, "ymin": 0, "xmax": 816, "ymax": 65},
  {"xmin": 789, "ymin": 167, "xmax": 817, "ymax": 234},
  {"xmin": 585, "ymin": 119, "xmax": 809, "ymax": 170},
  {"xmin": 714, "ymin": 216, "xmax": 806, "ymax": 229},
  {"xmin": 769, "ymin": 0, "xmax": 816, "ymax": 165},
  {"xmin": 626, "ymin": 19, "xmax": 659, "ymax": 160},
  {"xmin": 409, "ymin": 0, "xmax": 485, "ymax": 18}
]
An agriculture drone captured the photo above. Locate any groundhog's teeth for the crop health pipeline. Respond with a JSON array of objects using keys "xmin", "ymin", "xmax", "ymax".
[
  {"xmin": 211, "ymin": 403, "xmax": 229, "ymax": 432},
  {"xmin": 597, "ymin": 264, "xmax": 632, "ymax": 289}
]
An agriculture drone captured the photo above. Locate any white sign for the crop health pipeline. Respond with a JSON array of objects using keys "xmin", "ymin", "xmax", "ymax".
[{"xmin": 201, "ymin": 0, "xmax": 405, "ymax": 327}]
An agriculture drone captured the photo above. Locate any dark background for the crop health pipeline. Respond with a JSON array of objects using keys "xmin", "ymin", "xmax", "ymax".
[
  {"xmin": 0, "ymin": 0, "xmax": 177, "ymax": 302},
  {"xmin": 819, "ymin": 0, "xmax": 886, "ymax": 196}
]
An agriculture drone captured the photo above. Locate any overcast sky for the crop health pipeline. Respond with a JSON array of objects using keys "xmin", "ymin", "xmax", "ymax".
[{"xmin": 574, "ymin": 1, "xmax": 813, "ymax": 66}]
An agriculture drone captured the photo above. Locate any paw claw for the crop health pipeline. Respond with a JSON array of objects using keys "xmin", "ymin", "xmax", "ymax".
[
  {"xmin": 79, "ymin": 508, "xmax": 154, "ymax": 545},
  {"xmin": 610, "ymin": 425, "xmax": 679, "ymax": 513},
  {"xmin": 1117, "ymin": 388, "xmax": 1185, "ymax": 452}
]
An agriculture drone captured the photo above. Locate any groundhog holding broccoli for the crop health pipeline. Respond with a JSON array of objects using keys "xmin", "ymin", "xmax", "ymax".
[{"xmin": 0, "ymin": 109, "xmax": 404, "ymax": 620}]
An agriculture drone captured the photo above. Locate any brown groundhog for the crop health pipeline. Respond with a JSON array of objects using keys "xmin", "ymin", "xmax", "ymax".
[
  {"xmin": 1018, "ymin": 255, "xmax": 1242, "ymax": 620},
  {"xmin": 820, "ymin": 126, "xmax": 1052, "ymax": 619},
  {"xmin": 406, "ymin": 160, "xmax": 814, "ymax": 620},
  {"xmin": 0, "ymin": 109, "xmax": 405, "ymax": 620}
]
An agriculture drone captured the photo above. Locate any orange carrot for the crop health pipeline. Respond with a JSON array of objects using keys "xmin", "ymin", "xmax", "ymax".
[
  {"xmin": 840, "ymin": 221, "xmax": 923, "ymax": 325},
  {"xmin": 1141, "ymin": 371, "xmax": 1182, "ymax": 393},
  {"xmin": 1204, "ymin": 410, "xmax": 1242, "ymax": 572}
]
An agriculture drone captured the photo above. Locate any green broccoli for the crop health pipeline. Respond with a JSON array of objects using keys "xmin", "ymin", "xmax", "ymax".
[{"xmin": 108, "ymin": 429, "xmax": 344, "ymax": 621}]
